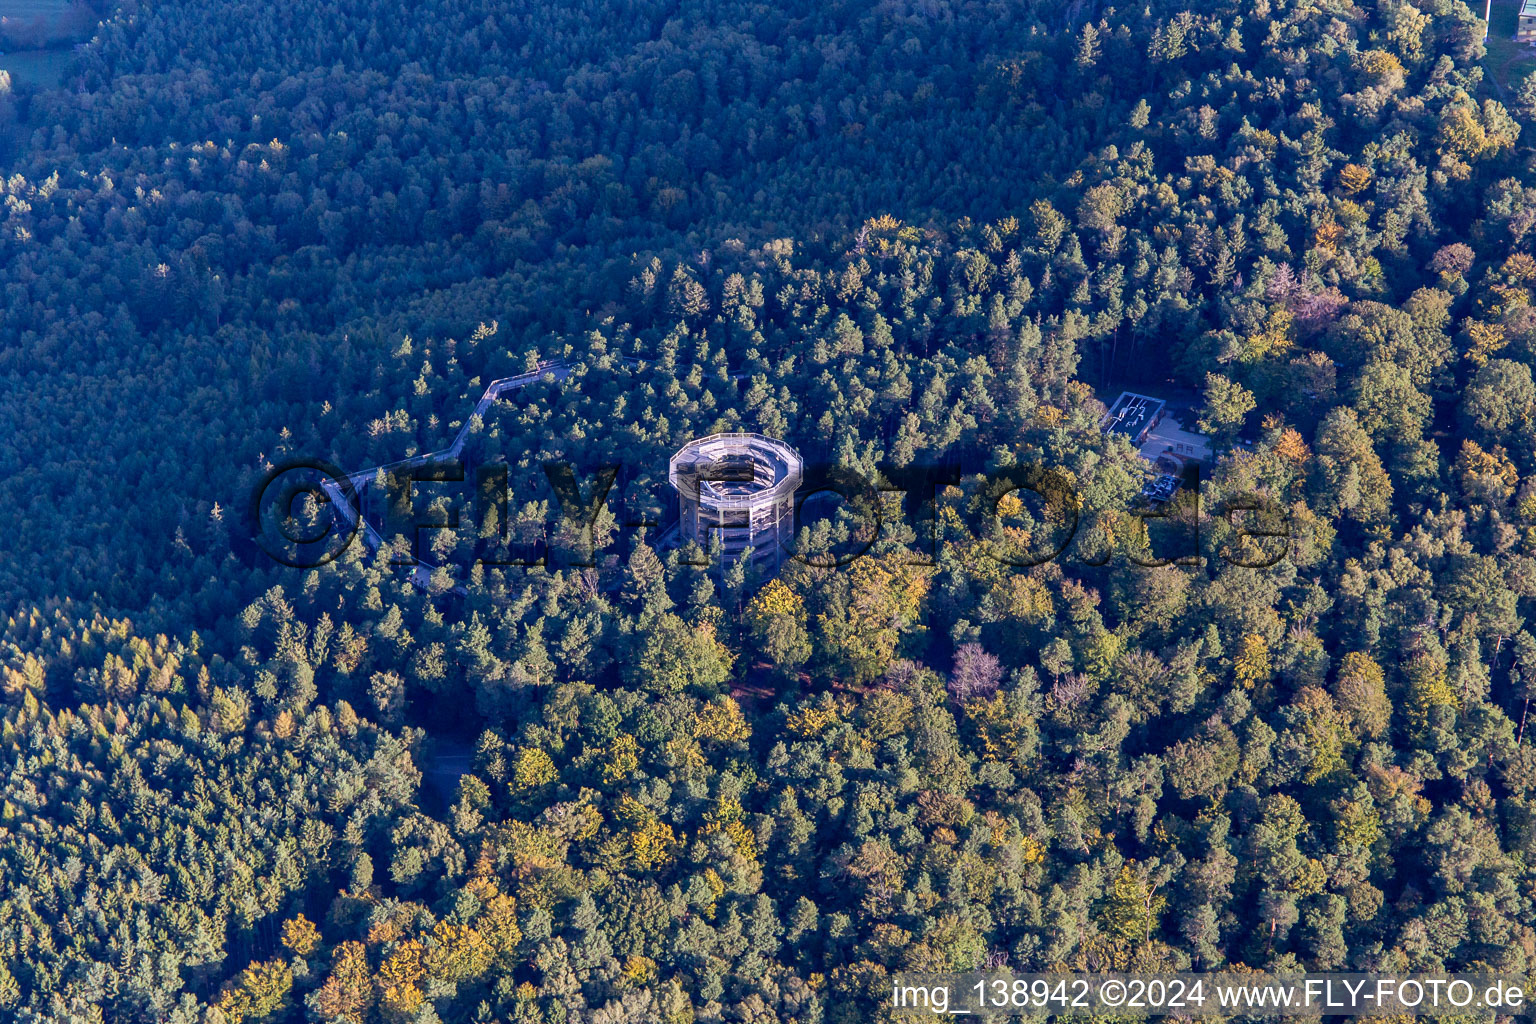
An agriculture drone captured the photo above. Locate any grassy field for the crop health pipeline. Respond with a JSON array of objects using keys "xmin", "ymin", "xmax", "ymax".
[
  {"xmin": 1, "ymin": 47, "xmax": 68, "ymax": 88},
  {"xmin": 1485, "ymin": 0, "xmax": 1536, "ymax": 98},
  {"xmin": 0, "ymin": 0, "xmax": 75, "ymax": 91}
]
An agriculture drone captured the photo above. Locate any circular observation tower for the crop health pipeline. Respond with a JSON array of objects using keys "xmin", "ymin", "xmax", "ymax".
[{"xmin": 669, "ymin": 433, "xmax": 803, "ymax": 574}]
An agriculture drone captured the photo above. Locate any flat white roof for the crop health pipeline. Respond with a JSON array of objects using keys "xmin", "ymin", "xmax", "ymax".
[{"xmin": 1139, "ymin": 420, "xmax": 1213, "ymax": 463}]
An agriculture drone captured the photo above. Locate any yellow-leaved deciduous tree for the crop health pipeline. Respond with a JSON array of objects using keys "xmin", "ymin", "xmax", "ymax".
[
  {"xmin": 699, "ymin": 794, "xmax": 758, "ymax": 860},
  {"xmin": 610, "ymin": 795, "xmax": 678, "ymax": 871},
  {"xmin": 1456, "ymin": 439, "xmax": 1519, "ymax": 504},
  {"xmin": 1463, "ymin": 319, "xmax": 1508, "ymax": 366},
  {"xmin": 622, "ymin": 954, "xmax": 658, "ymax": 986},
  {"xmin": 601, "ymin": 733, "xmax": 640, "ymax": 783},
  {"xmin": 1233, "ymin": 633, "xmax": 1271, "ymax": 691},
  {"xmin": 984, "ymin": 488, "xmax": 1053, "ymax": 579},
  {"xmin": 280, "ymin": 913, "xmax": 320, "ymax": 956},
  {"xmin": 217, "ymin": 959, "xmax": 293, "ymax": 1023},
  {"xmin": 699, "ymin": 866, "xmax": 727, "ymax": 919},
  {"xmin": 364, "ymin": 899, "xmax": 422, "ymax": 947},
  {"xmin": 1489, "ymin": 294, "xmax": 1533, "ymax": 330},
  {"xmin": 1437, "ymin": 97, "xmax": 1520, "ymax": 172},
  {"xmin": 743, "ymin": 578, "xmax": 811, "ymax": 677},
  {"xmin": 665, "ymin": 733, "xmax": 709, "ymax": 775},
  {"xmin": 960, "ymin": 692, "xmax": 1034, "ymax": 768},
  {"xmin": 1386, "ymin": 1, "xmax": 1430, "ymax": 58},
  {"xmin": 377, "ymin": 939, "xmax": 425, "ymax": 1015},
  {"xmin": 862, "ymin": 921, "xmax": 913, "ymax": 966},
  {"xmin": 1314, "ymin": 219, "xmax": 1345, "ymax": 253},
  {"xmin": 309, "ymin": 941, "xmax": 372, "ymax": 1022},
  {"xmin": 1485, "ymin": 254, "xmax": 1536, "ymax": 320},
  {"xmin": 493, "ymin": 819, "xmax": 575, "ymax": 896},
  {"xmin": 1330, "ymin": 787, "xmax": 1382, "ymax": 855},
  {"xmin": 694, "ymin": 695, "xmax": 750, "ymax": 744},
  {"xmin": 1244, "ymin": 307, "xmax": 1295, "ymax": 360},
  {"xmin": 1339, "ymin": 163, "xmax": 1373, "ymax": 195},
  {"xmin": 1404, "ymin": 651, "xmax": 1458, "ymax": 734},
  {"xmin": 423, "ymin": 921, "xmax": 493, "ymax": 983},
  {"xmin": 479, "ymin": 891, "xmax": 523, "ymax": 957},
  {"xmin": 1081, "ymin": 626, "xmax": 1125, "ymax": 683},
  {"xmin": 511, "ymin": 747, "xmax": 558, "ymax": 794},
  {"xmin": 1101, "ymin": 863, "xmax": 1167, "ymax": 945},
  {"xmin": 785, "ymin": 693, "xmax": 851, "ymax": 738},
  {"xmin": 1358, "ymin": 48, "xmax": 1404, "ymax": 80},
  {"xmin": 1274, "ymin": 426, "xmax": 1311, "ymax": 465},
  {"xmin": 987, "ymin": 572, "xmax": 1054, "ymax": 626},
  {"xmin": 815, "ymin": 557, "xmax": 930, "ymax": 685}
]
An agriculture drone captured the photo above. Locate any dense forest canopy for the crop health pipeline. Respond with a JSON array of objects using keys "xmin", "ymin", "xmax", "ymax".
[{"xmin": 6, "ymin": 0, "xmax": 1536, "ymax": 1022}]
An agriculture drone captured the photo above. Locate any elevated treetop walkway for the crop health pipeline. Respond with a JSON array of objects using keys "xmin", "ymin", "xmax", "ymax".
[{"xmin": 316, "ymin": 356, "xmax": 750, "ymax": 589}]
